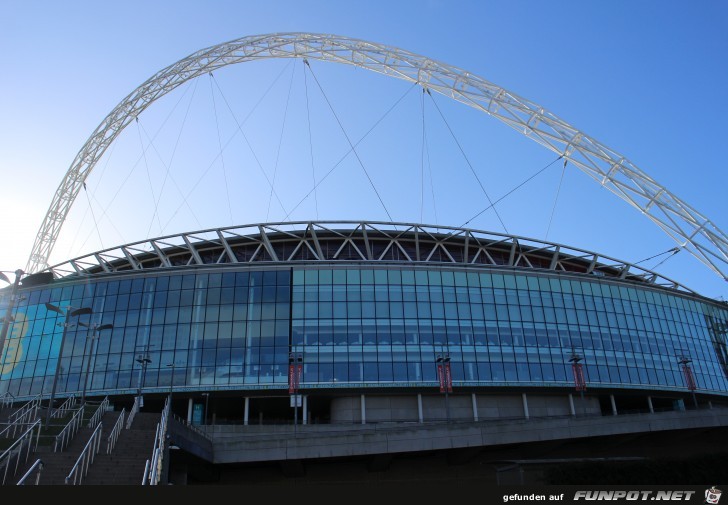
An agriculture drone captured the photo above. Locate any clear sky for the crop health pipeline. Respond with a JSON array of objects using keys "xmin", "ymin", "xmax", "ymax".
[{"xmin": 1, "ymin": 0, "xmax": 726, "ymax": 300}]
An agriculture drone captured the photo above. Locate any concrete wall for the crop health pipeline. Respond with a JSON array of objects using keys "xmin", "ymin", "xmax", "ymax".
[{"xmin": 330, "ymin": 393, "xmax": 602, "ymax": 424}]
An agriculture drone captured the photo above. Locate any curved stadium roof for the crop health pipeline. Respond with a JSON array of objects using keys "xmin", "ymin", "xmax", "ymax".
[{"xmin": 44, "ymin": 221, "xmax": 700, "ymax": 296}]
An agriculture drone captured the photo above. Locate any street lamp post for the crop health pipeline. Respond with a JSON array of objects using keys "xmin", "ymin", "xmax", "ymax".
[
  {"xmin": 165, "ymin": 363, "xmax": 175, "ymax": 404},
  {"xmin": 78, "ymin": 322, "xmax": 113, "ymax": 405},
  {"xmin": 288, "ymin": 353, "xmax": 303, "ymax": 433},
  {"xmin": 44, "ymin": 302, "xmax": 92, "ymax": 428},
  {"xmin": 136, "ymin": 354, "xmax": 152, "ymax": 409}
]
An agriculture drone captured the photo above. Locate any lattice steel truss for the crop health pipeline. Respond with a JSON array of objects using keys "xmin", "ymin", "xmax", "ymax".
[
  {"xmin": 46, "ymin": 220, "xmax": 696, "ymax": 295},
  {"xmin": 27, "ymin": 33, "xmax": 728, "ymax": 281}
]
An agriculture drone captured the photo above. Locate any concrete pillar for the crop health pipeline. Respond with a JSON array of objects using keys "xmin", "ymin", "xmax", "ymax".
[
  {"xmin": 360, "ymin": 394, "xmax": 366, "ymax": 425},
  {"xmin": 243, "ymin": 397, "xmax": 249, "ymax": 426},
  {"xmin": 610, "ymin": 394, "xmax": 618, "ymax": 416},
  {"xmin": 522, "ymin": 393, "xmax": 529, "ymax": 420},
  {"xmin": 708, "ymin": 401, "xmax": 713, "ymax": 410},
  {"xmin": 647, "ymin": 396, "xmax": 654, "ymax": 414},
  {"xmin": 186, "ymin": 398, "xmax": 193, "ymax": 424},
  {"xmin": 258, "ymin": 412, "xmax": 263, "ymax": 425},
  {"xmin": 302, "ymin": 395, "xmax": 308, "ymax": 425},
  {"xmin": 471, "ymin": 393, "xmax": 478, "ymax": 422},
  {"xmin": 568, "ymin": 393, "xmax": 576, "ymax": 417},
  {"xmin": 417, "ymin": 394, "xmax": 423, "ymax": 423}
]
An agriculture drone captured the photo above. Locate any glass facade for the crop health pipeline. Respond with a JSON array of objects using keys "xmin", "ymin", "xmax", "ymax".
[{"xmin": 1, "ymin": 265, "xmax": 727, "ymax": 400}]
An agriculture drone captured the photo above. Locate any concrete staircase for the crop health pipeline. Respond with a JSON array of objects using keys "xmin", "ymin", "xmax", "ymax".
[
  {"xmin": 4, "ymin": 404, "xmax": 166, "ymax": 485},
  {"xmin": 26, "ymin": 409, "xmax": 122, "ymax": 485},
  {"xmin": 82, "ymin": 412, "xmax": 161, "ymax": 485}
]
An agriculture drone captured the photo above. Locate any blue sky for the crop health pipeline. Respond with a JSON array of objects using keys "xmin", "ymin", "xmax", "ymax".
[{"xmin": 1, "ymin": 0, "xmax": 726, "ymax": 299}]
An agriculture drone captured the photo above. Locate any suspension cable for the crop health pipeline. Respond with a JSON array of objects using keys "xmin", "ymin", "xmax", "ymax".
[
  {"xmin": 633, "ymin": 246, "xmax": 681, "ymax": 266},
  {"xmin": 282, "ymin": 80, "xmax": 419, "ymax": 221},
  {"xmin": 303, "ymin": 60, "xmax": 394, "ymax": 222},
  {"xmin": 210, "ymin": 73, "xmax": 234, "ymax": 226},
  {"xmin": 266, "ymin": 63, "xmax": 296, "ymax": 221},
  {"xmin": 161, "ymin": 63, "xmax": 293, "ymax": 231},
  {"xmin": 137, "ymin": 119, "xmax": 203, "ymax": 232},
  {"xmin": 420, "ymin": 88, "xmax": 425, "ymax": 223},
  {"xmin": 303, "ymin": 60, "xmax": 319, "ymax": 220},
  {"xmin": 545, "ymin": 158, "xmax": 568, "ymax": 240},
  {"xmin": 458, "ymin": 154, "xmax": 563, "ymax": 229},
  {"xmin": 422, "ymin": 91, "xmax": 439, "ymax": 225},
  {"xmin": 426, "ymin": 89, "xmax": 508, "ymax": 234},
  {"xmin": 81, "ymin": 182, "xmax": 104, "ymax": 252},
  {"xmin": 136, "ymin": 117, "xmax": 164, "ymax": 238},
  {"xmin": 66, "ymin": 79, "xmax": 203, "ymax": 258},
  {"xmin": 650, "ymin": 248, "xmax": 681, "ymax": 271},
  {"xmin": 209, "ymin": 73, "xmax": 289, "ymax": 217}
]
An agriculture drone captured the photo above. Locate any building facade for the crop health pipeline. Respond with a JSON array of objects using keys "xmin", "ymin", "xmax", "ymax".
[{"xmin": 1, "ymin": 222, "xmax": 727, "ymax": 424}]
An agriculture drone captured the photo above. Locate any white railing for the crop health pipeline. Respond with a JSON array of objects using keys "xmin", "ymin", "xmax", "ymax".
[
  {"xmin": 0, "ymin": 419, "xmax": 41, "ymax": 485},
  {"xmin": 16, "ymin": 458, "xmax": 43, "ymax": 485},
  {"xmin": 141, "ymin": 460, "xmax": 150, "ymax": 485},
  {"xmin": 141, "ymin": 397, "xmax": 170, "ymax": 485},
  {"xmin": 171, "ymin": 413, "xmax": 213, "ymax": 441},
  {"xmin": 51, "ymin": 394, "xmax": 77, "ymax": 419},
  {"xmin": 87, "ymin": 396, "xmax": 109, "ymax": 430},
  {"xmin": 0, "ymin": 417, "xmax": 36, "ymax": 441},
  {"xmin": 106, "ymin": 408, "xmax": 126, "ymax": 454},
  {"xmin": 54, "ymin": 405, "xmax": 85, "ymax": 452},
  {"xmin": 9, "ymin": 395, "xmax": 41, "ymax": 430},
  {"xmin": 65, "ymin": 421, "xmax": 102, "ymax": 485},
  {"xmin": 1, "ymin": 392, "xmax": 15, "ymax": 409},
  {"xmin": 126, "ymin": 396, "xmax": 140, "ymax": 429}
]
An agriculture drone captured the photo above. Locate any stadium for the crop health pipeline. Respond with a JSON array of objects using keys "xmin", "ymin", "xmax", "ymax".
[{"xmin": 1, "ymin": 34, "xmax": 727, "ymax": 485}]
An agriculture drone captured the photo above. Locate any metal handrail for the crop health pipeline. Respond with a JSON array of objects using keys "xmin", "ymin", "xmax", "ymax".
[
  {"xmin": 52, "ymin": 394, "xmax": 77, "ymax": 419},
  {"xmin": 65, "ymin": 421, "xmax": 102, "ymax": 485},
  {"xmin": 126, "ymin": 396, "xmax": 140, "ymax": 429},
  {"xmin": 141, "ymin": 460, "xmax": 150, "ymax": 485},
  {"xmin": 16, "ymin": 459, "xmax": 43, "ymax": 485},
  {"xmin": 1, "ymin": 392, "xmax": 15, "ymax": 409},
  {"xmin": 0, "ymin": 418, "xmax": 37, "ymax": 440},
  {"xmin": 142, "ymin": 397, "xmax": 170, "ymax": 485},
  {"xmin": 54, "ymin": 405, "xmax": 85, "ymax": 452},
  {"xmin": 8, "ymin": 395, "xmax": 41, "ymax": 436},
  {"xmin": 106, "ymin": 408, "xmax": 126, "ymax": 454},
  {"xmin": 0, "ymin": 419, "xmax": 41, "ymax": 485},
  {"xmin": 171, "ymin": 413, "xmax": 213, "ymax": 441},
  {"xmin": 87, "ymin": 396, "xmax": 109, "ymax": 429}
]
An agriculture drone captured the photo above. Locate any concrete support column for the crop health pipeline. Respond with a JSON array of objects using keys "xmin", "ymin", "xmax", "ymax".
[
  {"xmin": 568, "ymin": 393, "xmax": 576, "ymax": 417},
  {"xmin": 360, "ymin": 394, "xmax": 366, "ymax": 425},
  {"xmin": 302, "ymin": 395, "xmax": 308, "ymax": 425},
  {"xmin": 186, "ymin": 398, "xmax": 193, "ymax": 424},
  {"xmin": 522, "ymin": 393, "xmax": 529, "ymax": 420},
  {"xmin": 243, "ymin": 397, "xmax": 250, "ymax": 426},
  {"xmin": 647, "ymin": 396, "xmax": 654, "ymax": 414},
  {"xmin": 417, "ymin": 394, "xmax": 424, "ymax": 423},
  {"xmin": 610, "ymin": 394, "xmax": 618, "ymax": 416},
  {"xmin": 471, "ymin": 393, "xmax": 478, "ymax": 422},
  {"xmin": 708, "ymin": 401, "xmax": 713, "ymax": 410}
]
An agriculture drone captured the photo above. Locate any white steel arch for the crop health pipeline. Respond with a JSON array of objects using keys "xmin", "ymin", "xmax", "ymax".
[{"xmin": 27, "ymin": 32, "xmax": 728, "ymax": 281}]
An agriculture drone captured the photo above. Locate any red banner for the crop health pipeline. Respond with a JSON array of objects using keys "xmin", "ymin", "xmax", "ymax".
[
  {"xmin": 444, "ymin": 362, "xmax": 453, "ymax": 393},
  {"xmin": 437, "ymin": 364, "xmax": 445, "ymax": 393},
  {"xmin": 288, "ymin": 364, "xmax": 296, "ymax": 394},
  {"xmin": 572, "ymin": 363, "xmax": 586, "ymax": 392},
  {"xmin": 296, "ymin": 364, "xmax": 303, "ymax": 389},
  {"xmin": 681, "ymin": 363, "xmax": 697, "ymax": 391}
]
